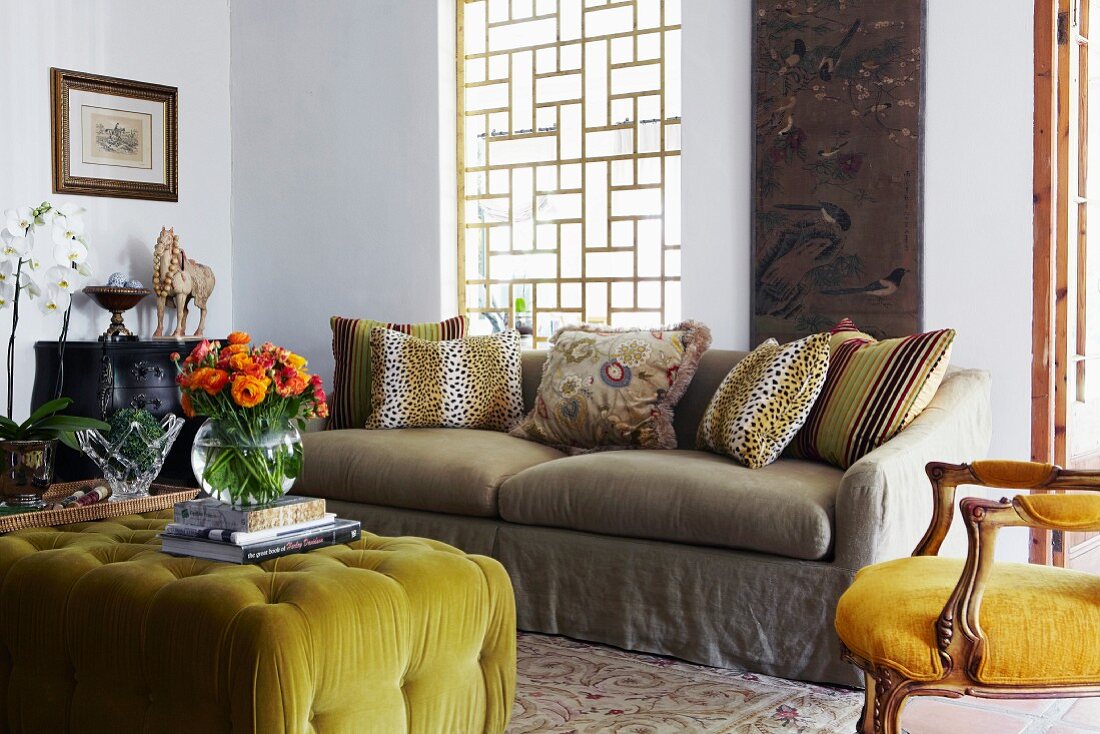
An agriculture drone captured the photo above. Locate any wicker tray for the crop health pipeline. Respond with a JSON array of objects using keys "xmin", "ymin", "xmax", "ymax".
[{"xmin": 0, "ymin": 480, "xmax": 198, "ymax": 533}]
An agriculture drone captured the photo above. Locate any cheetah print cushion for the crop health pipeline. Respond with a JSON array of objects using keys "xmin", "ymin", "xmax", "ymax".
[
  {"xmin": 367, "ymin": 328, "xmax": 524, "ymax": 432},
  {"xmin": 696, "ymin": 332, "xmax": 830, "ymax": 469},
  {"xmin": 511, "ymin": 321, "xmax": 712, "ymax": 453}
]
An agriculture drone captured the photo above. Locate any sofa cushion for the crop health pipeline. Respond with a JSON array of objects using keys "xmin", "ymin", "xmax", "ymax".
[
  {"xmin": 789, "ymin": 319, "xmax": 956, "ymax": 469},
  {"xmin": 299, "ymin": 428, "xmax": 566, "ymax": 517},
  {"xmin": 511, "ymin": 322, "xmax": 712, "ymax": 452},
  {"xmin": 368, "ymin": 329, "xmax": 525, "ymax": 432},
  {"xmin": 329, "ymin": 315, "xmax": 467, "ymax": 429},
  {"xmin": 696, "ymin": 333, "xmax": 830, "ymax": 468},
  {"xmin": 499, "ymin": 451, "xmax": 843, "ymax": 560}
]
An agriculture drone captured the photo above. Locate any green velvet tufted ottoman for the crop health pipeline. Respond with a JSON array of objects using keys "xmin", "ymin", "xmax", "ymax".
[{"xmin": 0, "ymin": 511, "xmax": 516, "ymax": 733}]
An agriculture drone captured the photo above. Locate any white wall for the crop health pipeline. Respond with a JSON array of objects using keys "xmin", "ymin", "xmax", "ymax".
[
  {"xmin": 0, "ymin": 0, "xmax": 233, "ymax": 420},
  {"xmin": 231, "ymin": 0, "xmax": 1034, "ymax": 461},
  {"xmin": 231, "ymin": 0, "xmax": 450, "ymax": 387},
  {"xmin": 681, "ymin": 0, "xmax": 1034, "ymax": 462}
]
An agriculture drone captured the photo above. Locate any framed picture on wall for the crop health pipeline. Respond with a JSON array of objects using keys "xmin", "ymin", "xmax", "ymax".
[{"xmin": 50, "ymin": 68, "xmax": 178, "ymax": 202}]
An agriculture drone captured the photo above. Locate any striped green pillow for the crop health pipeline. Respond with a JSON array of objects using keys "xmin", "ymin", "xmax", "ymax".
[
  {"xmin": 329, "ymin": 315, "xmax": 467, "ymax": 429},
  {"xmin": 789, "ymin": 319, "xmax": 955, "ymax": 469}
]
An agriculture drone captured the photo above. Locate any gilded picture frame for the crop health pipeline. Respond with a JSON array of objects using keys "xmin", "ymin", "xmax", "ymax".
[{"xmin": 51, "ymin": 68, "xmax": 178, "ymax": 202}]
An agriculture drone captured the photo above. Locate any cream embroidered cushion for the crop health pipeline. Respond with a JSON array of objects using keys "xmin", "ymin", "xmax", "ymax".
[
  {"xmin": 367, "ymin": 328, "xmax": 524, "ymax": 432},
  {"xmin": 696, "ymin": 333, "xmax": 831, "ymax": 469},
  {"xmin": 511, "ymin": 322, "xmax": 712, "ymax": 452}
]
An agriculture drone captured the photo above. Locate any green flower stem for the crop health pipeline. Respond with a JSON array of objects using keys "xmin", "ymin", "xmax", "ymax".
[{"xmin": 200, "ymin": 435, "xmax": 301, "ymax": 505}]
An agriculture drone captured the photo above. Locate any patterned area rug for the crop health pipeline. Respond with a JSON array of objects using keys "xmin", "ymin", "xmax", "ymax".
[{"xmin": 509, "ymin": 633, "xmax": 863, "ymax": 733}]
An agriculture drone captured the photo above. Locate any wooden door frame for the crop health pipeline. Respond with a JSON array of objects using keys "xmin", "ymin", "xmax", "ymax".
[{"xmin": 1032, "ymin": 0, "xmax": 1059, "ymax": 564}]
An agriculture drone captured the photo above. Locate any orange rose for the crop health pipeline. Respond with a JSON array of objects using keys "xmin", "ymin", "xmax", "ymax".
[
  {"xmin": 227, "ymin": 352, "xmax": 253, "ymax": 372},
  {"xmin": 200, "ymin": 369, "xmax": 230, "ymax": 395},
  {"xmin": 286, "ymin": 353, "xmax": 307, "ymax": 369},
  {"xmin": 222, "ymin": 343, "xmax": 249, "ymax": 358},
  {"xmin": 189, "ymin": 367, "xmax": 214, "ymax": 391},
  {"xmin": 274, "ymin": 367, "xmax": 308, "ymax": 398},
  {"xmin": 181, "ymin": 392, "xmax": 195, "ymax": 418},
  {"xmin": 227, "ymin": 331, "xmax": 251, "ymax": 346},
  {"xmin": 231, "ymin": 374, "xmax": 270, "ymax": 408}
]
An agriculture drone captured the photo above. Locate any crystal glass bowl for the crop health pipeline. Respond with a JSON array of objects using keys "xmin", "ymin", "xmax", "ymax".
[{"xmin": 77, "ymin": 414, "xmax": 184, "ymax": 501}]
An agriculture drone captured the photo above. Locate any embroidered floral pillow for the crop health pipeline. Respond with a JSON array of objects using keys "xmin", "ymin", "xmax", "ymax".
[{"xmin": 512, "ymin": 322, "xmax": 712, "ymax": 452}]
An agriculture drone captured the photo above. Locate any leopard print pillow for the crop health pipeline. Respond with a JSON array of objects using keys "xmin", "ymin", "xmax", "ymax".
[
  {"xmin": 696, "ymin": 333, "xmax": 830, "ymax": 469},
  {"xmin": 367, "ymin": 328, "xmax": 524, "ymax": 432}
]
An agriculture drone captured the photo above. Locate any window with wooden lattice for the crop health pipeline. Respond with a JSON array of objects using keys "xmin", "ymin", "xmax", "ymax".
[{"xmin": 458, "ymin": 0, "xmax": 682, "ymax": 344}]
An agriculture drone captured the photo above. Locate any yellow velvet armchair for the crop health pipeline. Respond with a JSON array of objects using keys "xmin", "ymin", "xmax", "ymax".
[{"xmin": 836, "ymin": 460, "xmax": 1100, "ymax": 734}]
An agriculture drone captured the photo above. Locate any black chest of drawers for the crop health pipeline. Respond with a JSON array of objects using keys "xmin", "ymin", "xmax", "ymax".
[{"xmin": 31, "ymin": 339, "xmax": 210, "ymax": 485}]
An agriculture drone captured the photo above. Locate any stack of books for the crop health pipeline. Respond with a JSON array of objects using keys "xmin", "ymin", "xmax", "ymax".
[{"xmin": 160, "ymin": 496, "xmax": 361, "ymax": 564}]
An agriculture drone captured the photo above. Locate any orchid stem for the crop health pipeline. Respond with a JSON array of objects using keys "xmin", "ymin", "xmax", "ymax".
[{"xmin": 6, "ymin": 258, "xmax": 24, "ymax": 420}]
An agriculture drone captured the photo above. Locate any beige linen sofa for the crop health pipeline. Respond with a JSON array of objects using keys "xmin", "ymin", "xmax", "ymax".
[{"xmin": 296, "ymin": 349, "xmax": 992, "ymax": 686}]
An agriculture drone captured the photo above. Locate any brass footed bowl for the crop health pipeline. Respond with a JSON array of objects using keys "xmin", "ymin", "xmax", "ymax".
[{"xmin": 83, "ymin": 286, "xmax": 151, "ymax": 339}]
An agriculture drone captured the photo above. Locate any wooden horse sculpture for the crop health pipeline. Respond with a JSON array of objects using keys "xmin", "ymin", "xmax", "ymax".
[{"xmin": 152, "ymin": 227, "xmax": 216, "ymax": 338}]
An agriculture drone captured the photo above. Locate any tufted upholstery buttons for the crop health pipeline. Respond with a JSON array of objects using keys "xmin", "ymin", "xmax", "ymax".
[{"xmin": 0, "ymin": 516, "xmax": 516, "ymax": 733}]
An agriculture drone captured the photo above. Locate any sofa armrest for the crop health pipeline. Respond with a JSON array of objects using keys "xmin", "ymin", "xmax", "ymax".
[{"xmin": 833, "ymin": 367, "xmax": 993, "ymax": 570}]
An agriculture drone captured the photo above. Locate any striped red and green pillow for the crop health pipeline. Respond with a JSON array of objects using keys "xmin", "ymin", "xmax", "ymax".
[
  {"xmin": 329, "ymin": 315, "xmax": 467, "ymax": 429},
  {"xmin": 789, "ymin": 319, "xmax": 955, "ymax": 469}
]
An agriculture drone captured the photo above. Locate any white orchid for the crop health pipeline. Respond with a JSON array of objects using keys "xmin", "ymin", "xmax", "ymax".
[
  {"xmin": 1, "ymin": 228, "xmax": 33, "ymax": 259},
  {"xmin": 20, "ymin": 274, "xmax": 40, "ymax": 299},
  {"xmin": 0, "ymin": 260, "xmax": 12, "ymax": 285},
  {"xmin": 52, "ymin": 237, "xmax": 88, "ymax": 266},
  {"xmin": 0, "ymin": 282, "xmax": 13, "ymax": 309},
  {"xmin": 53, "ymin": 202, "xmax": 82, "ymax": 221},
  {"xmin": 43, "ymin": 265, "xmax": 86, "ymax": 294},
  {"xmin": 3, "ymin": 208, "xmax": 34, "ymax": 237},
  {"xmin": 34, "ymin": 202, "xmax": 58, "ymax": 228},
  {"xmin": 37, "ymin": 285, "xmax": 68, "ymax": 316},
  {"xmin": 52, "ymin": 213, "xmax": 84, "ymax": 247}
]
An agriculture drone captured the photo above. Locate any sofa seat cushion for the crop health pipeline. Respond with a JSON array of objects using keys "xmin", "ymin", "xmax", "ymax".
[
  {"xmin": 299, "ymin": 428, "xmax": 566, "ymax": 517},
  {"xmin": 498, "ymin": 451, "xmax": 843, "ymax": 560}
]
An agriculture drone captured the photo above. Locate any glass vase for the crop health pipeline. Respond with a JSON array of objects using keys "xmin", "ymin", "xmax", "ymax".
[
  {"xmin": 190, "ymin": 418, "xmax": 303, "ymax": 507},
  {"xmin": 77, "ymin": 414, "xmax": 184, "ymax": 502}
]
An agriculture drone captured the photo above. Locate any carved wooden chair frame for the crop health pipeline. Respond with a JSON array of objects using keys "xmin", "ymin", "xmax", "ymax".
[{"xmin": 842, "ymin": 460, "xmax": 1100, "ymax": 734}]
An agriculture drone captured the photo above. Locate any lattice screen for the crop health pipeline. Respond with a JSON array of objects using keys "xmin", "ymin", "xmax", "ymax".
[{"xmin": 458, "ymin": 0, "xmax": 682, "ymax": 343}]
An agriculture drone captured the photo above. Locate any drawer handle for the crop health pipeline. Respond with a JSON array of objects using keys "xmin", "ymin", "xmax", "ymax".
[
  {"xmin": 128, "ymin": 394, "xmax": 162, "ymax": 411},
  {"xmin": 130, "ymin": 361, "xmax": 165, "ymax": 381}
]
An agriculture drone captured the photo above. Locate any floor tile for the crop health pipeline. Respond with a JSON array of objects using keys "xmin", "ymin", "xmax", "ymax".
[
  {"xmin": 957, "ymin": 695, "xmax": 1061, "ymax": 715},
  {"xmin": 901, "ymin": 697, "xmax": 1031, "ymax": 734},
  {"xmin": 1062, "ymin": 698, "xmax": 1100, "ymax": 728}
]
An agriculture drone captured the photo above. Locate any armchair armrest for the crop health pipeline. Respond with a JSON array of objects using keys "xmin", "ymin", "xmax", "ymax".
[
  {"xmin": 833, "ymin": 368, "xmax": 992, "ymax": 570},
  {"xmin": 1014, "ymin": 493, "xmax": 1100, "ymax": 532},
  {"xmin": 934, "ymin": 489, "xmax": 1100, "ymax": 679},
  {"xmin": 913, "ymin": 459, "xmax": 1100, "ymax": 557}
]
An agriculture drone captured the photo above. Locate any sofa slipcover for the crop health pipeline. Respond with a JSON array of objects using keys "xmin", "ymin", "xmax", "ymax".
[
  {"xmin": 298, "ymin": 350, "xmax": 994, "ymax": 686},
  {"xmin": 299, "ymin": 427, "xmax": 565, "ymax": 517},
  {"xmin": 499, "ymin": 450, "xmax": 843, "ymax": 560}
]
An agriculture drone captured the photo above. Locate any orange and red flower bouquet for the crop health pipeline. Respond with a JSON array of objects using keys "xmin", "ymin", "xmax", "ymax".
[{"xmin": 173, "ymin": 332, "xmax": 327, "ymax": 506}]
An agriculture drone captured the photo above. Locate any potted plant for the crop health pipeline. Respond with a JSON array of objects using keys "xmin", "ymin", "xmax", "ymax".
[
  {"xmin": 1, "ymin": 202, "xmax": 106, "ymax": 508},
  {"xmin": 0, "ymin": 398, "xmax": 108, "ymax": 508}
]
